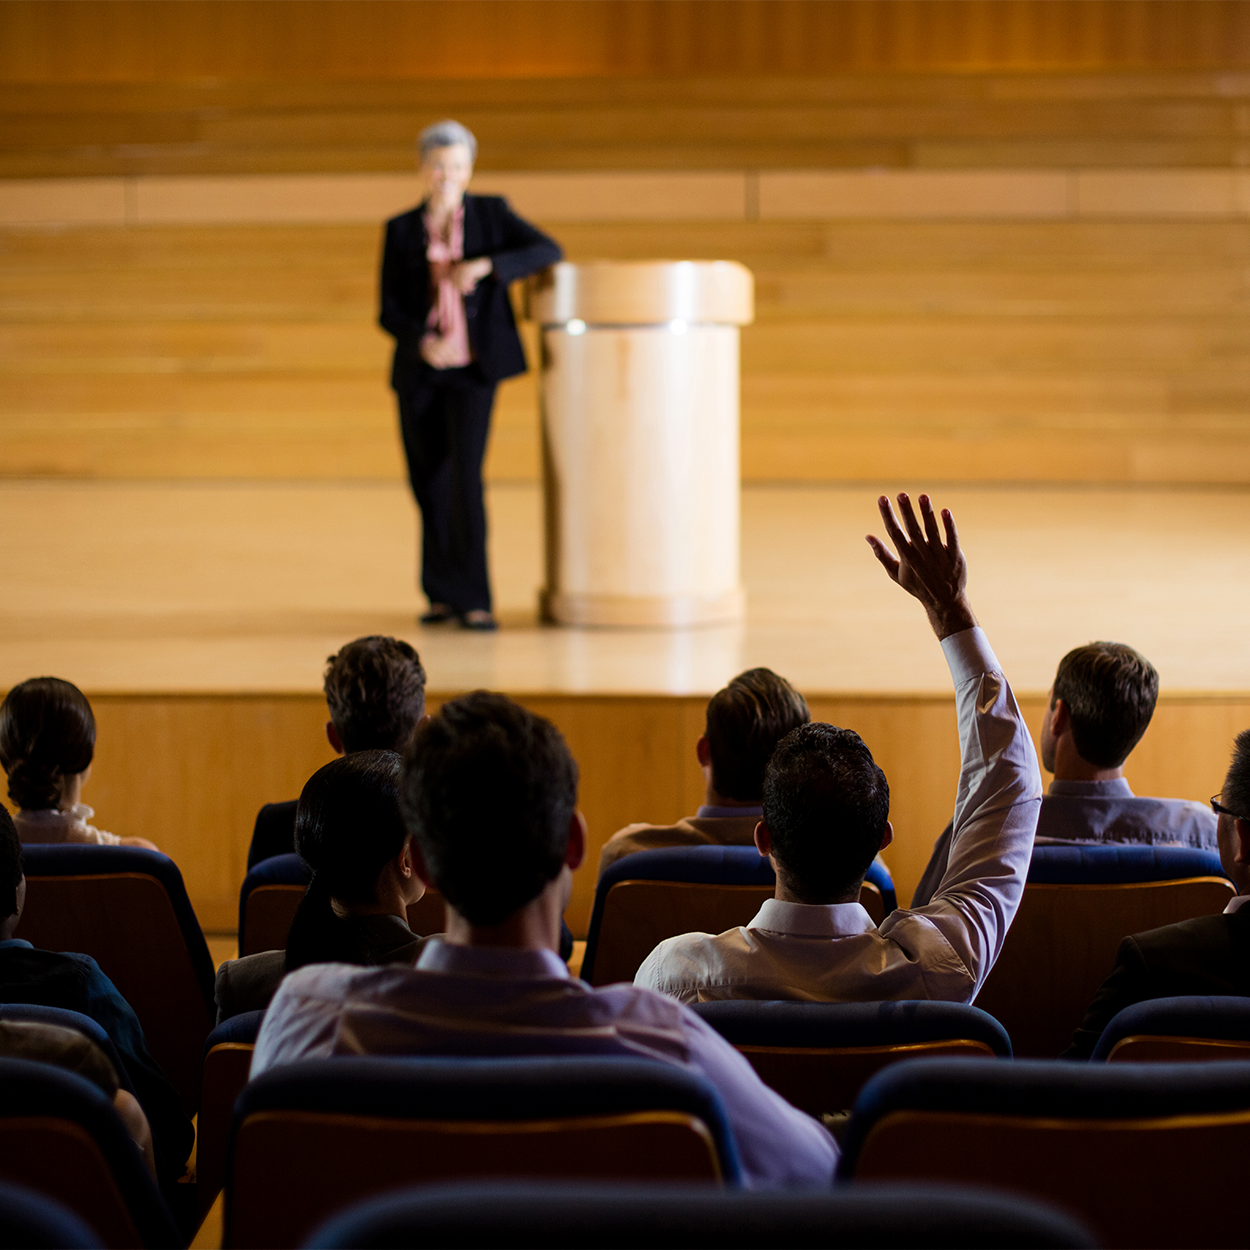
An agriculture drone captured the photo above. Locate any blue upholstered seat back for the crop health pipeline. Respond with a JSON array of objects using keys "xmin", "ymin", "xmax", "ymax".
[
  {"xmin": 1091, "ymin": 994, "xmax": 1250, "ymax": 1060},
  {"xmin": 1028, "ymin": 843, "xmax": 1226, "ymax": 884},
  {"xmin": 0, "ymin": 1003, "xmax": 137, "ymax": 1097},
  {"xmin": 236, "ymin": 852, "xmax": 310, "ymax": 946},
  {"xmin": 0, "ymin": 1178, "xmax": 104, "ymax": 1250}
]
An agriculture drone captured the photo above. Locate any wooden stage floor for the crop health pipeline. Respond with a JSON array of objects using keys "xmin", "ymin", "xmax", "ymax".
[
  {"xmin": 5, "ymin": 477, "xmax": 1250, "ymax": 930},
  {"xmin": 5, "ymin": 478, "xmax": 1250, "ymax": 700}
]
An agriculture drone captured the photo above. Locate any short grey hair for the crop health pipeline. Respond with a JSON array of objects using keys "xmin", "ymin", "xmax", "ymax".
[{"xmin": 418, "ymin": 120, "xmax": 478, "ymax": 163}]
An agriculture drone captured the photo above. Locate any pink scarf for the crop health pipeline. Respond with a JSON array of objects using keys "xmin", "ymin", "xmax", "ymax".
[{"xmin": 423, "ymin": 203, "xmax": 472, "ymax": 367}]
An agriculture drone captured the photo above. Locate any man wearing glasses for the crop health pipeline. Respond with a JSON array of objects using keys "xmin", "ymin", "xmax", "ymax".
[{"xmin": 1064, "ymin": 730, "xmax": 1250, "ymax": 1058}]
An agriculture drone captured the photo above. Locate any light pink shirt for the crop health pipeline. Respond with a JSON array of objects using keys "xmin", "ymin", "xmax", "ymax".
[
  {"xmin": 13, "ymin": 803, "xmax": 121, "ymax": 847},
  {"xmin": 422, "ymin": 203, "xmax": 472, "ymax": 368}
]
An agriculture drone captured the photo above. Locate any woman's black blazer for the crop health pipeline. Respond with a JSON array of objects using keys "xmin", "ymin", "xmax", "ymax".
[{"xmin": 379, "ymin": 193, "xmax": 562, "ymax": 389}]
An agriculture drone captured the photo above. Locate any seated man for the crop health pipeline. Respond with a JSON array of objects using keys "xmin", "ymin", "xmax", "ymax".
[
  {"xmin": 251, "ymin": 691, "xmax": 837, "ymax": 1187},
  {"xmin": 911, "ymin": 640, "xmax": 1216, "ymax": 906},
  {"xmin": 0, "ymin": 803, "xmax": 193, "ymax": 1190},
  {"xmin": 1065, "ymin": 727, "xmax": 1250, "ymax": 1059},
  {"xmin": 598, "ymin": 668, "xmax": 809, "ymax": 877},
  {"xmin": 635, "ymin": 493, "xmax": 1041, "ymax": 1005},
  {"xmin": 247, "ymin": 635, "xmax": 427, "ymax": 868}
]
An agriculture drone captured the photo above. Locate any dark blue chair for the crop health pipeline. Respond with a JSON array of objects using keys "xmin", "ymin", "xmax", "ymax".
[
  {"xmin": 197, "ymin": 1010, "xmax": 265, "ymax": 1223},
  {"xmin": 974, "ymin": 843, "xmax": 1235, "ymax": 1057},
  {"xmin": 692, "ymin": 999, "xmax": 1010, "ymax": 1116},
  {"xmin": 303, "ymin": 1179, "xmax": 1096, "ymax": 1249},
  {"xmin": 14, "ymin": 843, "xmax": 216, "ymax": 1114},
  {"xmin": 0, "ymin": 1056, "xmax": 180, "ymax": 1248},
  {"xmin": 0, "ymin": 1178, "xmax": 104, "ymax": 1249},
  {"xmin": 582, "ymin": 846, "xmax": 896, "ymax": 985},
  {"xmin": 0, "ymin": 1003, "xmax": 137, "ymax": 1098},
  {"xmin": 839, "ymin": 1055, "xmax": 1250, "ymax": 1248},
  {"xmin": 1092, "ymin": 994, "xmax": 1250, "ymax": 1063},
  {"xmin": 226, "ymin": 1056, "xmax": 742, "ymax": 1248},
  {"xmin": 237, "ymin": 853, "xmax": 309, "ymax": 956}
]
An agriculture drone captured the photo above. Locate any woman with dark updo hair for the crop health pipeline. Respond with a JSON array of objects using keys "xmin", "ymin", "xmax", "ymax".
[
  {"xmin": 0, "ymin": 677, "xmax": 157, "ymax": 849},
  {"xmin": 285, "ymin": 749, "xmax": 429, "ymax": 972}
]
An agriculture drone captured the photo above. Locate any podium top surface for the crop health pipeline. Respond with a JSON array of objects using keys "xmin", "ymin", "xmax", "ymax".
[{"xmin": 526, "ymin": 260, "xmax": 753, "ymax": 327}]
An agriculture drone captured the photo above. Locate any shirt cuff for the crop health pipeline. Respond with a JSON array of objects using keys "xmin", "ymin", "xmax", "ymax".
[{"xmin": 940, "ymin": 626, "xmax": 1001, "ymax": 686}]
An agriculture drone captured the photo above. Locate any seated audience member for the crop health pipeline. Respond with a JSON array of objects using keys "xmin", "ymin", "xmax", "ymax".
[
  {"xmin": 911, "ymin": 640, "xmax": 1217, "ymax": 906},
  {"xmin": 0, "ymin": 677, "xmax": 157, "ymax": 849},
  {"xmin": 598, "ymin": 668, "xmax": 810, "ymax": 877},
  {"xmin": 0, "ymin": 804, "xmax": 192, "ymax": 1188},
  {"xmin": 634, "ymin": 493, "xmax": 1041, "ymax": 1006},
  {"xmin": 1066, "ymin": 729, "xmax": 1250, "ymax": 1058},
  {"xmin": 248, "ymin": 636, "xmax": 427, "ymax": 868},
  {"xmin": 251, "ymin": 691, "xmax": 838, "ymax": 1187},
  {"xmin": 215, "ymin": 751, "xmax": 435, "ymax": 1020},
  {"xmin": 0, "ymin": 1017, "xmax": 156, "ymax": 1177}
]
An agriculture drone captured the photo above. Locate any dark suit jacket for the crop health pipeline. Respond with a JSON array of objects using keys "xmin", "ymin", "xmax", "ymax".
[
  {"xmin": 379, "ymin": 193, "xmax": 562, "ymax": 389},
  {"xmin": 247, "ymin": 799, "xmax": 297, "ymax": 870},
  {"xmin": 1065, "ymin": 907, "xmax": 1250, "ymax": 1059}
]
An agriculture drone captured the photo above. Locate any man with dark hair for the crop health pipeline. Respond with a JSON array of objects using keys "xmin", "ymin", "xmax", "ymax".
[
  {"xmin": 251, "ymin": 690, "xmax": 838, "ymax": 1187},
  {"xmin": 635, "ymin": 493, "xmax": 1042, "ymax": 1005},
  {"xmin": 910, "ymin": 640, "xmax": 1215, "ymax": 908},
  {"xmin": 247, "ymin": 635, "xmax": 428, "ymax": 868},
  {"xmin": 598, "ymin": 668, "xmax": 810, "ymax": 876},
  {"xmin": 1066, "ymin": 728, "xmax": 1250, "ymax": 1058},
  {"xmin": 0, "ymin": 803, "xmax": 193, "ymax": 1190}
]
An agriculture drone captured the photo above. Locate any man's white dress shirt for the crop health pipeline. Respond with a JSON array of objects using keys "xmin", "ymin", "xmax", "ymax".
[
  {"xmin": 634, "ymin": 627, "xmax": 1042, "ymax": 1005},
  {"xmin": 250, "ymin": 939, "xmax": 837, "ymax": 1189}
]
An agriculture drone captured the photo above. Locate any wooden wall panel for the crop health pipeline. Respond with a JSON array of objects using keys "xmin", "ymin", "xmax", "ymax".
[
  {"xmin": 4, "ymin": 1, "xmax": 1250, "ymax": 84},
  {"xmin": 79, "ymin": 690, "xmax": 1250, "ymax": 941}
]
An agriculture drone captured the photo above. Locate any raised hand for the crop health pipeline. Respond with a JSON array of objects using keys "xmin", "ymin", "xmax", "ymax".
[{"xmin": 866, "ymin": 492, "xmax": 977, "ymax": 640}]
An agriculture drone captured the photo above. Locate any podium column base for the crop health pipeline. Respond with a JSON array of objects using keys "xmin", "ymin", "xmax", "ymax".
[{"xmin": 540, "ymin": 587, "xmax": 745, "ymax": 628}]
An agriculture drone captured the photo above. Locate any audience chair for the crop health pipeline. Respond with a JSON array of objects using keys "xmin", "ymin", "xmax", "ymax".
[
  {"xmin": 0, "ymin": 1056, "xmax": 181, "ymax": 1249},
  {"xmin": 197, "ymin": 1009, "xmax": 264, "ymax": 1223},
  {"xmin": 303, "ymin": 1179, "xmax": 1096, "ymax": 1249},
  {"xmin": 226, "ymin": 1055, "xmax": 742, "ymax": 1248},
  {"xmin": 582, "ymin": 847, "xmax": 896, "ymax": 986},
  {"xmin": 972, "ymin": 844, "xmax": 1233, "ymax": 1057},
  {"xmin": 238, "ymin": 853, "xmax": 446, "ymax": 957},
  {"xmin": 0, "ymin": 1003, "xmax": 138, "ymax": 1097},
  {"xmin": 13, "ymin": 844, "xmax": 216, "ymax": 1114},
  {"xmin": 1092, "ymin": 995, "xmax": 1250, "ymax": 1063},
  {"xmin": 838, "ymin": 1054, "xmax": 1250, "ymax": 1249},
  {"xmin": 692, "ymin": 999, "xmax": 1011, "ymax": 1118},
  {"xmin": 247, "ymin": 799, "xmax": 298, "ymax": 871},
  {"xmin": 0, "ymin": 1179, "xmax": 104, "ymax": 1250}
]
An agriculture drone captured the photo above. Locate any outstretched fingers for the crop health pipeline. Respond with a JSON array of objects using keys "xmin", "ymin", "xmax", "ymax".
[{"xmin": 865, "ymin": 533, "xmax": 901, "ymax": 582}]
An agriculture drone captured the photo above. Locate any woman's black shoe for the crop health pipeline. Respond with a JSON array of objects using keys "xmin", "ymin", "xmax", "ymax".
[
  {"xmin": 459, "ymin": 610, "xmax": 498, "ymax": 631},
  {"xmin": 419, "ymin": 603, "xmax": 457, "ymax": 625}
]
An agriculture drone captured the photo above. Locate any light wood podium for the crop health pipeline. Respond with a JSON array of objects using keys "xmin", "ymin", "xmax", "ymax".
[{"xmin": 527, "ymin": 261, "xmax": 754, "ymax": 628}]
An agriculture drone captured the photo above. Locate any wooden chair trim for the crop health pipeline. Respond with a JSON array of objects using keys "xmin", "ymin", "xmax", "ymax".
[
  {"xmin": 237, "ymin": 1107, "xmax": 723, "ymax": 1181},
  {"xmin": 197, "ymin": 1042, "xmax": 257, "ymax": 1221},
  {"xmin": 206, "ymin": 1042, "xmax": 258, "ymax": 1058},
  {"xmin": 1023, "ymin": 877, "xmax": 1234, "ymax": 895},
  {"xmin": 736, "ymin": 1039, "xmax": 996, "ymax": 1060},
  {"xmin": 607, "ymin": 880, "xmax": 772, "ymax": 897},
  {"xmin": 1107, "ymin": 1034, "xmax": 1250, "ymax": 1062},
  {"xmin": 244, "ymin": 883, "xmax": 305, "ymax": 896}
]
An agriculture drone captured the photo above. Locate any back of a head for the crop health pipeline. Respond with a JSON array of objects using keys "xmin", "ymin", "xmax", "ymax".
[
  {"xmin": 323, "ymin": 636, "xmax": 426, "ymax": 754},
  {"xmin": 1222, "ymin": 729, "xmax": 1250, "ymax": 821},
  {"xmin": 401, "ymin": 691, "xmax": 578, "ymax": 927},
  {"xmin": 705, "ymin": 668, "xmax": 810, "ymax": 802},
  {"xmin": 286, "ymin": 750, "xmax": 408, "ymax": 971},
  {"xmin": 761, "ymin": 723, "xmax": 890, "ymax": 904},
  {"xmin": 0, "ymin": 805, "xmax": 20, "ymax": 923},
  {"xmin": 1052, "ymin": 642, "xmax": 1159, "ymax": 769},
  {"xmin": 0, "ymin": 677, "xmax": 95, "ymax": 812}
]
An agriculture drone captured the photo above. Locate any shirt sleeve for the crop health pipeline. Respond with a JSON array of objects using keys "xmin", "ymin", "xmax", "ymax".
[
  {"xmin": 677, "ymin": 1007, "xmax": 838, "ymax": 1188},
  {"xmin": 879, "ymin": 627, "xmax": 1042, "ymax": 997}
]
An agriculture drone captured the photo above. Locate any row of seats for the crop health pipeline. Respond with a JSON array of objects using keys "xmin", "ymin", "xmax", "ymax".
[{"xmin": 10, "ymin": 996, "xmax": 1250, "ymax": 1249}]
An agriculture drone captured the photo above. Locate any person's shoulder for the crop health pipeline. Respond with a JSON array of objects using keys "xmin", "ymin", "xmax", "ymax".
[
  {"xmin": 1128, "ymin": 911, "xmax": 1235, "ymax": 963},
  {"xmin": 385, "ymin": 204, "xmax": 426, "ymax": 230}
]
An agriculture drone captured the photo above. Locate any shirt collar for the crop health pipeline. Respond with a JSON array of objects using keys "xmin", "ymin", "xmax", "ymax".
[
  {"xmin": 695, "ymin": 804, "xmax": 763, "ymax": 820},
  {"xmin": 1225, "ymin": 895, "xmax": 1250, "ymax": 915},
  {"xmin": 747, "ymin": 897, "xmax": 877, "ymax": 937},
  {"xmin": 1047, "ymin": 778, "xmax": 1134, "ymax": 798},
  {"xmin": 415, "ymin": 937, "xmax": 570, "ymax": 980}
]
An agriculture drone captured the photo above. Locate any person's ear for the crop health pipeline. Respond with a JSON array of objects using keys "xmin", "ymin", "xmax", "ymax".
[
  {"xmin": 878, "ymin": 820, "xmax": 894, "ymax": 853},
  {"xmin": 1050, "ymin": 698, "xmax": 1071, "ymax": 738},
  {"xmin": 325, "ymin": 721, "xmax": 345, "ymax": 755},
  {"xmin": 696, "ymin": 735, "xmax": 711, "ymax": 769},
  {"xmin": 397, "ymin": 837, "xmax": 414, "ymax": 879},
  {"xmin": 408, "ymin": 837, "xmax": 435, "ymax": 888},
  {"xmin": 1234, "ymin": 817, "xmax": 1250, "ymax": 865},
  {"xmin": 565, "ymin": 812, "xmax": 587, "ymax": 871},
  {"xmin": 754, "ymin": 820, "xmax": 773, "ymax": 859}
]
